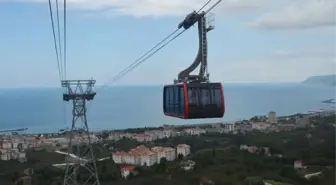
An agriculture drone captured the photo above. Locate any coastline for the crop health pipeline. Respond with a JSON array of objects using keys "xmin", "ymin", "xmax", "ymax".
[
  {"xmin": 0, "ymin": 83, "xmax": 335, "ymax": 134},
  {"xmin": 5, "ymin": 108, "xmax": 334, "ymax": 135}
]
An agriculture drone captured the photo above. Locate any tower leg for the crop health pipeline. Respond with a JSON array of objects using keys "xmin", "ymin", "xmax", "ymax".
[{"xmin": 62, "ymin": 80, "xmax": 100, "ymax": 185}]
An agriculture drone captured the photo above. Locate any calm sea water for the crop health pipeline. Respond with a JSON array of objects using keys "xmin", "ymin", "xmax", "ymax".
[{"xmin": 0, "ymin": 83, "xmax": 334, "ymax": 133}]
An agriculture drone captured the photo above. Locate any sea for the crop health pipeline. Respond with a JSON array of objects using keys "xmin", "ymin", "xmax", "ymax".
[{"xmin": 0, "ymin": 83, "xmax": 335, "ymax": 134}]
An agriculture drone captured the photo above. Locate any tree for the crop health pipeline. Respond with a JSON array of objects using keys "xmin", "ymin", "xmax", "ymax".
[
  {"xmin": 156, "ymin": 158, "xmax": 168, "ymax": 173},
  {"xmin": 244, "ymin": 177, "xmax": 264, "ymax": 185},
  {"xmin": 212, "ymin": 148, "xmax": 216, "ymax": 157},
  {"xmin": 11, "ymin": 172, "xmax": 20, "ymax": 182},
  {"xmin": 177, "ymin": 153, "xmax": 184, "ymax": 160},
  {"xmin": 101, "ymin": 162, "xmax": 107, "ymax": 173},
  {"xmin": 17, "ymin": 180, "xmax": 23, "ymax": 185},
  {"xmin": 259, "ymin": 148, "xmax": 265, "ymax": 156}
]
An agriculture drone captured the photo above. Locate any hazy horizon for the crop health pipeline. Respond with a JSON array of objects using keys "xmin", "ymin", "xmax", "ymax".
[{"xmin": 0, "ymin": 82, "xmax": 313, "ymax": 89}]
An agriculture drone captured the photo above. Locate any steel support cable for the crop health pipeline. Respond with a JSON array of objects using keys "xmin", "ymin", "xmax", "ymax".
[
  {"xmin": 55, "ymin": 0, "xmax": 64, "ymax": 80},
  {"xmin": 96, "ymin": 0, "xmax": 213, "ymax": 90},
  {"xmin": 197, "ymin": 0, "xmax": 212, "ymax": 13},
  {"xmin": 48, "ymin": 0, "xmax": 68, "ymax": 141},
  {"xmin": 62, "ymin": 0, "xmax": 68, "ymax": 144},
  {"xmin": 63, "ymin": 0, "xmax": 67, "ymax": 80},
  {"xmin": 48, "ymin": 0, "xmax": 63, "ymax": 81},
  {"xmin": 85, "ymin": 29, "xmax": 186, "ymax": 113},
  {"xmin": 94, "ymin": 1, "xmax": 212, "ymax": 90},
  {"xmin": 106, "ymin": 29, "xmax": 186, "ymax": 87},
  {"xmin": 97, "ymin": 28, "xmax": 180, "ymax": 91},
  {"xmin": 104, "ymin": 28, "xmax": 180, "ymax": 85}
]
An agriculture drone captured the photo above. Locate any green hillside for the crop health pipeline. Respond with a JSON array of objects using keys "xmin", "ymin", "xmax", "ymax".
[{"xmin": 302, "ymin": 75, "xmax": 336, "ymax": 86}]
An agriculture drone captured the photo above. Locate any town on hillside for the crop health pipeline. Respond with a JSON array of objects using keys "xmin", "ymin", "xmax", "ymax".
[{"xmin": 0, "ymin": 109, "xmax": 335, "ymax": 185}]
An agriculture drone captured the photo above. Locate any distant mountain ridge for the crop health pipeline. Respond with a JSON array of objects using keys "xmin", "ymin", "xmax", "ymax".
[{"xmin": 302, "ymin": 75, "xmax": 336, "ymax": 86}]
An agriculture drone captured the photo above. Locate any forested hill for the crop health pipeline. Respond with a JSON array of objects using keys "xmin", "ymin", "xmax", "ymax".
[{"xmin": 302, "ymin": 75, "xmax": 336, "ymax": 86}]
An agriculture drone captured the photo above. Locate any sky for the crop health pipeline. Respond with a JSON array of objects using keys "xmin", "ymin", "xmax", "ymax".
[{"xmin": 0, "ymin": 0, "xmax": 335, "ymax": 87}]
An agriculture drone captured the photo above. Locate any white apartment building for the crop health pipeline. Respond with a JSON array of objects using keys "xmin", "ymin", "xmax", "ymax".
[
  {"xmin": 112, "ymin": 145, "xmax": 176, "ymax": 166},
  {"xmin": 112, "ymin": 151, "xmax": 126, "ymax": 164},
  {"xmin": 189, "ymin": 128, "xmax": 206, "ymax": 135},
  {"xmin": 112, "ymin": 145, "xmax": 158, "ymax": 166},
  {"xmin": 2, "ymin": 141, "xmax": 12, "ymax": 149},
  {"xmin": 0, "ymin": 151, "xmax": 10, "ymax": 160},
  {"xmin": 251, "ymin": 122, "xmax": 270, "ymax": 130},
  {"xmin": 268, "ymin": 111, "xmax": 277, "ymax": 124},
  {"xmin": 152, "ymin": 147, "xmax": 166, "ymax": 161},
  {"xmin": 143, "ymin": 151, "xmax": 158, "ymax": 166},
  {"xmin": 151, "ymin": 146, "xmax": 176, "ymax": 162},
  {"xmin": 12, "ymin": 142, "xmax": 18, "ymax": 149},
  {"xmin": 177, "ymin": 144, "xmax": 191, "ymax": 157},
  {"xmin": 123, "ymin": 153, "xmax": 136, "ymax": 165},
  {"xmin": 164, "ymin": 147, "xmax": 176, "ymax": 161},
  {"xmin": 223, "ymin": 123, "xmax": 236, "ymax": 133}
]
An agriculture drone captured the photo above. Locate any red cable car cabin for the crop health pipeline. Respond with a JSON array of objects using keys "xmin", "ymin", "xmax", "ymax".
[{"xmin": 163, "ymin": 82, "xmax": 225, "ymax": 119}]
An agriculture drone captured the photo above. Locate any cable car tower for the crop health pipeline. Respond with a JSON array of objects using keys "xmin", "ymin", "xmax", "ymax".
[
  {"xmin": 61, "ymin": 80, "xmax": 100, "ymax": 185},
  {"xmin": 45, "ymin": 0, "xmax": 100, "ymax": 184}
]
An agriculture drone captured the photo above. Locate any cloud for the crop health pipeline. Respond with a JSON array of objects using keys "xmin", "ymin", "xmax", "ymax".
[
  {"xmin": 2, "ymin": 0, "xmax": 335, "ymax": 28},
  {"xmin": 0, "ymin": 0, "xmax": 270, "ymax": 18},
  {"xmin": 248, "ymin": 0, "xmax": 336, "ymax": 30}
]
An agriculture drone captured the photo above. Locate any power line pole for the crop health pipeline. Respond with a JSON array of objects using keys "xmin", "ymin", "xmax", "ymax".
[{"xmin": 61, "ymin": 79, "xmax": 100, "ymax": 185}]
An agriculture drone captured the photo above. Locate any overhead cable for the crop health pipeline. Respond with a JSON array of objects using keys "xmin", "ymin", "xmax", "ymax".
[
  {"xmin": 48, "ymin": 0, "xmax": 63, "ymax": 81},
  {"xmin": 55, "ymin": 0, "xmax": 64, "ymax": 79},
  {"xmin": 97, "ymin": 0, "xmax": 214, "ymax": 90},
  {"xmin": 63, "ymin": 0, "xmax": 67, "ymax": 80}
]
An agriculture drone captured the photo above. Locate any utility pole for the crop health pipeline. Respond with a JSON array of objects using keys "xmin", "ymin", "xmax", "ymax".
[{"xmin": 62, "ymin": 79, "xmax": 100, "ymax": 185}]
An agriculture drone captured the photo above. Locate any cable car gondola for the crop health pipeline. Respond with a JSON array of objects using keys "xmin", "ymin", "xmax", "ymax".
[
  {"xmin": 163, "ymin": 82, "xmax": 225, "ymax": 119},
  {"xmin": 163, "ymin": 10, "xmax": 225, "ymax": 119}
]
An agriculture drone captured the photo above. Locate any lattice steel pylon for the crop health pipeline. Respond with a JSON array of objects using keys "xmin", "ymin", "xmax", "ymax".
[{"xmin": 61, "ymin": 79, "xmax": 100, "ymax": 185}]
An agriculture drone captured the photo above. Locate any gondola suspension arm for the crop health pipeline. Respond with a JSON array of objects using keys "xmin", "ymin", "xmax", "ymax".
[{"xmin": 175, "ymin": 0, "xmax": 222, "ymax": 84}]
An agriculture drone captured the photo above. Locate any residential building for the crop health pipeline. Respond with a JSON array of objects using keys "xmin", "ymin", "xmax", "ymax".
[
  {"xmin": 277, "ymin": 124, "xmax": 295, "ymax": 131},
  {"xmin": 120, "ymin": 166, "xmax": 136, "ymax": 179},
  {"xmin": 143, "ymin": 151, "xmax": 157, "ymax": 166},
  {"xmin": 239, "ymin": 145, "xmax": 249, "ymax": 150},
  {"xmin": 223, "ymin": 123, "xmax": 236, "ymax": 133},
  {"xmin": 112, "ymin": 145, "xmax": 177, "ymax": 166},
  {"xmin": 181, "ymin": 160, "xmax": 195, "ymax": 171},
  {"xmin": 164, "ymin": 147, "xmax": 176, "ymax": 161},
  {"xmin": 11, "ymin": 149, "xmax": 19, "ymax": 159},
  {"xmin": 268, "ymin": 111, "xmax": 277, "ymax": 123},
  {"xmin": 184, "ymin": 128, "xmax": 206, "ymax": 135},
  {"xmin": 294, "ymin": 160, "xmax": 303, "ymax": 169},
  {"xmin": 2, "ymin": 141, "xmax": 12, "ymax": 149},
  {"xmin": 177, "ymin": 144, "xmax": 191, "ymax": 157},
  {"xmin": 200, "ymin": 177, "xmax": 215, "ymax": 185},
  {"xmin": 112, "ymin": 145, "xmax": 158, "ymax": 166},
  {"xmin": 239, "ymin": 124, "xmax": 252, "ymax": 132},
  {"xmin": 151, "ymin": 146, "xmax": 176, "ymax": 161},
  {"xmin": 251, "ymin": 122, "xmax": 270, "ymax": 130},
  {"xmin": 12, "ymin": 141, "xmax": 18, "ymax": 149},
  {"xmin": 112, "ymin": 152, "xmax": 127, "ymax": 164},
  {"xmin": 205, "ymin": 128, "xmax": 220, "ymax": 133},
  {"xmin": 295, "ymin": 116, "xmax": 310, "ymax": 128},
  {"xmin": 151, "ymin": 146, "xmax": 166, "ymax": 161},
  {"xmin": 247, "ymin": 146, "xmax": 258, "ymax": 153},
  {"xmin": 0, "ymin": 150, "xmax": 10, "ymax": 160}
]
